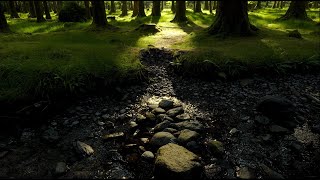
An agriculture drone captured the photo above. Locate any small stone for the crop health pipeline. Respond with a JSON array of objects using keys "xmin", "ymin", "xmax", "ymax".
[
  {"xmin": 120, "ymin": 109, "xmax": 126, "ymax": 114},
  {"xmin": 137, "ymin": 114, "xmax": 146, "ymax": 122},
  {"xmin": 229, "ymin": 128, "xmax": 238, "ymax": 134},
  {"xmin": 162, "ymin": 128, "xmax": 178, "ymax": 134},
  {"xmin": 186, "ymin": 141, "xmax": 200, "ymax": 153},
  {"xmin": 148, "ymin": 104, "xmax": 158, "ymax": 109},
  {"xmin": 204, "ymin": 164, "xmax": 222, "ymax": 179},
  {"xmin": 159, "ymin": 99, "xmax": 174, "ymax": 109},
  {"xmin": 269, "ymin": 125, "xmax": 290, "ymax": 134},
  {"xmin": 175, "ymin": 113, "xmax": 191, "ymax": 121},
  {"xmin": 42, "ymin": 128, "xmax": 60, "ymax": 143},
  {"xmin": 150, "ymin": 132, "xmax": 177, "ymax": 148},
  {"xmin": 129, "ymin": 121, "xmax": 138, "ymax": 128},
  {"xmin": 139, "ymin": 146, "xmax": 146, "ymax": 152},
  {"xmin": 51, "ymin": 122, "xmax": 57, "ymax": 126},
  {"xmin": 97, "ymin": 121, "xmax": 105, "ymax": 126},
  {"xmin": 146, "ymin": 112, "xmax": 156, "ymax": 121},
  {"xmin": 262, "ymin": 134, "xmax": 271, "ymax": 141},
  {"xmin": 0, "ymin": 151, "xmax": 8, "ymax": 159},
  {"xmin": 140, "ymin": 138, "xmax": 149, "ymax": 144},
  {"xmin": 102, "ymin": 132, "xmax": 125, "ymax": 140},
  {"xmin": 207, "ymin": 140, "xmax": 224, "ymax": 156},
  {"xmin": 255, "ymin": 116, "xmax": 270, "ymax": 125},
  {"xmin": 172, "ymin": 120, "xmax": 204, "ymax": 131},
  {"xmin": 75, "ymin": 141, "xmax": 94, "ymax": 156},
  {"xmin": 236, "ymin": 166, "xmax": 256, "ymax": 179},
  {"xmin": 153, "ymin": 108, "xmax": 166, "ymax": 114},
  {"xmin": 102, "ymin": 114, "xmax": 109, "ymax": 120},
  {"xmin": 167, "ymin": 107, "xmax": 184, "ymax": 117},
  {"xmin": 259, "ymin": 163, "xmax": 284, "ymax": 179},
  {"xmin": 153, "ymin": 120, "xmax": 171, "ymax": 132},
  {"xmin": 55, "ymin": 162, "xmax": 67, "ymax": 175},
  {"xmin": 141, "ymin": 151, "xmax": 154, "ymax": 161},
  {"xmin": 71, "ymin": 121, "xmax": 79, "ymax": 126},
  {"xmin": 178, "ymin": 129, "xmax": 199, "ymax": 144}
]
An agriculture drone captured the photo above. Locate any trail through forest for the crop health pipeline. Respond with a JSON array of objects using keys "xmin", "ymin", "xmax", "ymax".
[{"xmin": 0, "ymin": 47, "xmax": 319, "ymax": 179}]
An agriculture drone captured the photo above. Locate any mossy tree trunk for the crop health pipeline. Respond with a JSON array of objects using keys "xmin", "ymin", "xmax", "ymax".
[
  {"xmin": 152, "ymin": 1, "xmax": 161, "ymax": 16},
  {"xmin": 171, "ymin": 1, "xmax": 175, "ymax": 13},
  {"xmin": 120, "ymin": 1, "xmax": 128, "ymax": 16},
  {"xmin": 110, "ymin": 1, "xmax": 116, "ymax": 13},
  {"xmin": 132, "ymin": 1, "xmax": 138, "ymax": 17},
  {"xmin": 9, "ymin": 1, "xmax": 20, "ymax": 18},
  {"xmin": 0, "ymin": 2, "xmax": 10, "ymax": 32},
  {"xmin": 254, "ymin": 1, "xmax": 261, "ymax": 9},
  {"xmin": 84, "ymin": 1, "xmax": 91, "ymax": 19},
  {"xmin": 137, "ymin": 0, "xmax": 146, "ymax": 17},
  {"xmin": 34, "ymin": 1, "xmax": 45, "ymax": 22},
  {"xmin": 209, "ymin": 1, "xmax": 212, "ymax": 14},
  {"xmin": 195, "ymin": 1, "xmax": 202, "ymax": 12},
  {"xmin": 278, "ymin": 1, "xmax": 311, "ymax": 21},
  {"xmin": 208, "ymin": 0, "xmax": 258, "ymax": 36},
  {"xmin": 204, "ymin": 1, "xmax": 209, "ymax": 10},
  {"xmin": 171, "ymin": 1, "xmax": 187, "ymax": 22},
  {"xmin": 28, "ymin": 1, "xmax": 36, "ymax": 17},
  {"xmin": 43, "ymin": 1, "xmax": 51, "ymax": 19},
  {"xmin": 91, "ymin": 0, "xmax": 108, "ymax": 27}
]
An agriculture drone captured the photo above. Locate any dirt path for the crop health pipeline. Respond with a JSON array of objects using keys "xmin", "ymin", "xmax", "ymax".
[{"xmin": 0, "ymin": 48, "xmax": 319, "ymax": 179}]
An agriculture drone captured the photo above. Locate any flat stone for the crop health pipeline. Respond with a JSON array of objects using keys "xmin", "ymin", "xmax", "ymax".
[
  {"xmin": 55, "ymin": 162, "xmax": 67, "ymax": 175},
  {"xmin": 178, "ymin": 129, "xmax": 200, "ymax": 144},
  {"xmin": 259, "ymin": 163, "xmax": 284, "ymax": 179},
  {"xmin": 237, "ymin": 166, "xmax": 256, "ymax": 179},
  {"xmin": 137, "ymin": 114, "xmax": 146, "ymax": 121},
  {"xmin": 159, "ymin": 99, "xmax": 174, "ymax": 109},
  {"xmin": 172, "ymin": 120, "xmax": 204, "ymax": 131},
  {"xmin": 153, "ymin": 120, "xmax": 172, "ymax": 132},
  {"xmin": 167, "ymin": 107, "xmax": 184, "ymax": 117},
  {"xmin": 153, "ymin": 108, "xmax": 166, "ymax": 114},
  {"xmin": 150, "ymin": 132, "xmax": 177, "ymax": 148},
  {"xmin": 163, "ymin": 128, "xmax": 178, "ymax": 134},
  {"xmin": 75, "ymin": 141, "xmax": 94, "ymax": 156},
  {"xmin": 207, "ymin": 140, "xmax": 224, "ymax": 156},
  {"xmin": 141, "ymin": 151, "xmax": 154, "ymax": 161},
  {"xmin": 269, "ymin": 125, "xmax": 290, "ymax": 134},
  {"xmin": 97, "ymin": 121, "xmax": 105, "ymax": 126},
  {"xmin": 102, "ymin": 132, "xmax": 125, "ymax": 140},
  {"xmin": 175, "ymin": 113, "xmax": 191, "ymax": 121},
  {"xmin": 154, "ymin": 143, "xmax": 202, "ymax": 179}
]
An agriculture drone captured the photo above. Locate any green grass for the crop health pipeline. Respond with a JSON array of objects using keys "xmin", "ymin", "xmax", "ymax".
[{"xmin": 1, "ymin": 7, "xmax": 320, "ymax": 103}]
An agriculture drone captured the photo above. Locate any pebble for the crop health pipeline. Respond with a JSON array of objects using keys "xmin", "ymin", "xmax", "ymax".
[{"xmin": 141, "ymin": 151, "xmax": 154, "ymax": 161}]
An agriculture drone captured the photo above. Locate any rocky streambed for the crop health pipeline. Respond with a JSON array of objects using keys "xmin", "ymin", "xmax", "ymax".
[{"xmin": 0, "ymin": 47, "xmax": 319, "ymax": 179}]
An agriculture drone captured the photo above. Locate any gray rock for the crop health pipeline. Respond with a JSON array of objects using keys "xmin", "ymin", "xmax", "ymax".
[
  {"xmin": 153, "ymin": 120, "xmax": 172, "ymax": 132},
  {"xmin": 175, "ymin": 113, "xmax": 191, "ymax": 121},
  {"xmin": 154, "ymin": 143, "xmax": 202, "ymax": 179},
  {"xmin": 159, "ymin": 99, "xmax": 174, "ymax": 109},
  {"xmin": 269, "ymin": 125, "xmax": 290, "ymax": 134},
  {"xmin": 71, "ymin": 121, "xmax": 79, "ymax": 127},
  {"xmin": 178, "ymin": 129, "xmax": 200, "ymax": 144},
  {"xmin": 153, "ymin": 108, "xmax": 166, "ymax": 114},
  {"xmin": 148, "ymin": 104, "xmax": 158, "ymax": 109},
  {"xmin": 207, "ymin": 140, "xmax": 224, "ymax": 156},
  {"xmin": 167, "ymin": 107, "xmax": 184, "ymax": 117},
  {"xmin": 172, "ymin": 120, "xmax": 204, "ymax": 131},
  {"xmin": 55, "ymin": 162, "xmax": 67, "ymax": 175},
  {"xmin": 157, "ymin": 114, "xmax": 174, "ymax": 122},
  {"xmin": 163, "ymin": 128, "xmax": 178, "ymax": 134},
  {"xmin": 120, "ymin": 109, "xmax": 126, "ymax": 114},
  {"xmin": 259, "ymin": 163, "xmax": 284, "ymax": 179},
  {"xmin": 75, "ymin": 141, "xmax": 94, "ymax": 156},
  {"xmin": 150, "ymin": 132, "xmax": 177, "ymax": 148},
  {"xmin": 236, "ymin": 167, "xmax": 256, "ymax": 179},
  {"xmin": 97, "ymin": 121, "xmax": 105, "ymax": 126},
  {"xmin": 141, "ymin": 151, "xmax": 154, "ymax": 161},
  {"xmin": 255, "ymin": 116, "xmax": 270, "ymax": 125}
]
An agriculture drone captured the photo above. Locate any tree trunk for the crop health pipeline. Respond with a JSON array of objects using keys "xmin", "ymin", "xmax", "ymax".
[
  {"xmin": 0, "ymin": 2, "xmax": 10, "ymax": 32},
  {"xmin": 43, "ymin": 1, "xmax": 51, "ymax": 19},
  {"xmin": 9, "ymin": 1, "xmax": 20, "ymax": 18},
  {"xmin": 34, "ymin": 1, "xmax": 45, "ymax": 22},
  {"xmin": 132, "ymin": 1, "xmax": 138, "ymax": 17},
  {"xmin": 208, "ymin": 0, "xmax": 258, "ymax": 36},
  {"xmin": 278, "ymin": 1, "xmax": 311, "ymax": 21},
  {"xmin": 171, "ymin": 1, "xmax": 175, "ymax": 13},
  {"xmin": 280, "ymin": 1, "xmax": 283, "ymax": 9},
  {"xmin": 152, "ymin": 1, "xmax": 161, "ymax": 16},
  {"xmin": 193, "ymin": 1, "xmax": 196, "ymax": 12},
  {"xmin": 110, "ymin": 1, "xmax": 116, "ymax": 13},
  {"xmin": 120, "ymin": 1, "xmax": 128, "ymax": 16},
  {"xmin": 57, "ymin": 1, "xmax": 62, "ymax": 14},
  {"xmin": 91, "ymin": 0, "xmax": 108, "ymax": 27},
  {"xmin": 137, "ymin": 0, "xmax": 146, "ymax": 17},
  {"xmin": 129, "ymin": 1, "xmax": 133, "ymax": 10},
  {"xmin": 254, "ymin": 1, "xmax": 261, "ymax": 9},
  {"xmin": 272, "ymin": 1, "xmax": 277, "ymax": 8},
  {"xmin": 161, "ymin": 1, "xmax": 163, "ymax": 10},
  {"xmin": 22, "ymin": 1, "xmax": 28, "ymax": 13},
  {"xmin": 84, "ymin": 1, "xmax": 91, "ymax": 19},
  {"xmin": 195, "ymin": 1, "xmax": 202, "ymax": 12},
  {"xmin": 213, "ymin": 1, "xmax": 217, "ymax": 10},
  {"xmin": 204, "ymin": 1, "xmax": 209, "ymax": 10},
  {"xmin": 314, "ymin": 1, "xmax": 319, "ymax": 8},
  {"xmin": 28, "ymin": 1, "xmax": 36, "ymax": 18},
  {"xmin": 266, "ymin": 1, "xmax": 269, "ymax": 7},
  {"xmin": 276, "ymin": 1, "xmax": 280, "ymax": 8},
  {"xmin": 209, "ymin": 1, "xmax": 212, "ymax": 14},
  {"xmin": 171, "ymin": 1, "xmax": 187, "ymax": 22}
]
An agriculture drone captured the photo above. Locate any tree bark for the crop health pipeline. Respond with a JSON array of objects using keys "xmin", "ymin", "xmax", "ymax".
[
  {"xmin": 209, "ymin": 1, "xmax": 212, "ymax": 14},
  {"xmin": 161, "ymin": 1, "xmax": 163, "ymax": 10},
  {"xmin": 57, "ymin": 1, "xmax": 62, "ymax": 14},
  {"xmin": 195, "ymin": 1, "xmax": 202, "ymax": 12},
  {"xmin": 137, "ymin": 0, "xmax": 146, "ymax": 17},
  {"xmin": 208, "ymin": 0, "xmax": 258, "ymax": 36},
  {"xmin": 171, "ymin": 1, "xmax": 175, "ymax": 13},
  {"xmin": 314, "ymin": 1, "xmax": 319, "ymax": 8},
  {"xmin": 28, "ymin": 1, "xmax": 36, "ymax": 18},
  {"xmin": 43, "ymin": 1, "xmax": 51, "ymax": 19},
  {"xmin": 278, "ymin": 1, "xmax": 311, "ymax": 21},
  {"xmin": 213, "ymin": 1, "xmax": 217, "ymax": 10},
  {"xmin": 171, "ymin": 1, "xmax": 187, "ymax": 22},
  {"xmin": 110, "ymin": 0, "xmax": 116, "ymax": 13},
  {"xmin": 266, "ymin": 1, "xmax": 269, "ymax": 7},
  {"xmin": 84, "ymin": 1, "xmax": 91, "ymax": 19},
  {"xmin": 34, "ymin": 1, "xmax": 45, "ymax": 22},
  {"xmin": 91, "ymin": 0, "xmax": 108, "ymax": 27},
  {"xmin": 0, "ymin": 2, "xmax": 10, "ymax": 32},
  {"xmin": 272, "ymin": 1, "xmax": 277, "ymax": 8},
  {"xmin": 193, "ymin": 1, "xmax": 196, "ymax": 12},
  {"xmin": 204, "ymin": 1, "xmax": 209, "ymax": 10},
  {"xmin": 9, "ymin": 1, "xmax": 20, "ymax": 18},
  {"xmin": 280, "ymin": 1, "xmax": 283, "ymax": 9},
  {"xmin": 120, "ymin": 1, "xmax": 128, "ymax": 16},
  {"xmin": 132, "ymin": 1, "xmax": 138, "ymax": 17},
  {"xmin": 152, "ymin": 1, "xmax": 161, "ymax": 16},
  {"xmin": 254, "ymin": 1, "xmax": 262, "ymax": 9}
]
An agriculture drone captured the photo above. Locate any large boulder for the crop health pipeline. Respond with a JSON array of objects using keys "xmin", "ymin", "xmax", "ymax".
[{"xmin": 154, "ymin": 143, "xmax": 202, "ymax": 179}]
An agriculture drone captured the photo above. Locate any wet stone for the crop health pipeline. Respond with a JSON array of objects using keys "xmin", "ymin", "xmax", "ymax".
[
  {"xmin": 172, "ymin": 120, "xmax": 204, "ymax": 131},
  {"xmin": 175, "ymin": 113, "xmax": 191, "ymax": 121},
  {"xmin": 159, "ymin": 99, "xmax": 174, "ymax": 109},
  {"xmin": 207, "ymin": 140, "xmax": 224, "ymax": 156},
  {"xmin": 162, "ymin": 128, "xmax": 178, "ymax": 134},
  {"xmin": 150, "ymin": 132, "xmax": 177, "ymax": 148},
  {"xmin": 167, "ymin": 107, "xmax": 184, "ymax": 117},
  {"xmin": 141, "ymin": 151, "xmax": 154, "ymax": 161},
  {"xmin": 153, "ymin": 120, "xmax": 172, "ymax": 132},
  {"xmin": 75, "ymin": 141, "xmax": 94, "ymax": 157},
  {"xmin": 178, "ymin": 129, "xmax": 200, "ymax": 144},
  {"xmin": 236, "ymin": 166, "xmax": 256, "ymax": 179},
  {"xmin": 153, "ymin": 108, "xmax": 166, "ymax": 114}
]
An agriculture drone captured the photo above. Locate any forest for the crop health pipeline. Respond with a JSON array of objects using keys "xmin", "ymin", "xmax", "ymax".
[{"xmin": 0, "ymin": 0, "xmax": 319, "ymax": 179}]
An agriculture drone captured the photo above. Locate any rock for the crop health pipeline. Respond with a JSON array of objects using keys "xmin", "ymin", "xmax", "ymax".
[
  {"xmin": 167, "ymin": 107, "xmax": 184, "ymax": 117},
  {"xmin": 269, "ymin": 125, "xmax": 290, "ymax": 134},
  {"xmin": 229, "ymin": 128, "xmax": 238, "ymax": 134},
  {"xmin": 150, "ymin": 132, "xmax": 177, "ymax": 148},
  {"xmin": 153, "ymin": 120, "xmax": 172, "ymax": 132},
  {"xmin": 255, "ymin": 116, "xmax": 270, "ymax": 125},
  {"xmin": 207, "ymin": 140, "xmax": 224, "ymax": 156},
  {"xmin": 102, "ymin": 132, "xmax": 125, "ymax": 140},
  {"xmin": 186, "ymin": 141, "xmax": 201, "ymax": 153},
  {"xmin": 172, "ymin": 120, "xmax": 204, "ymax": 131},
  {"xmin": 129, "ymin": 121, "xmax": 138, "ymax": 129},
  {"xmin": 137, "ymin": 114, "xmax": 146, "ymax": 121},
  {"xmin": 204, "ymin": 164, "xmax": 222, "ymax": 179},
  {"xmin": 261, "ymin": 134, "xmax": 271, "ymax": 141},
  {"xmin": 71, "ymin": 120, "xmax": 79, "ymax": 126},
  {"xmin": 75, "ymin": 141, "xmax": 94, "ymax": 157},
  {"xmin": 97, "ymin": 121, "xmax": 105, "ymax": 126},
  {"xmin": 141, "ymin": 151, "xmax": 154, "ymax": 161},
  {"xmin": 259, "ymin": 163, "xmax": 284, "ymax": 179},
  {"xmin": 55, "ymin": 162, "xmax": 67, "ymax": 175},
  {"xmin": 159, "ymin": 99, "xmax": 174, "ymax": 109},
  {"xmin": 175, "ymin": 113, "xmax": 191, "ymax": 121},
  {"xmin": 42, "ymin": 128, "xmax": 60, "ymax": 143},
  {"xmin": 163, "ymin": 128, "xmax": 178, "ymax": 134},
  {"xmin": 154, "ymin": 143, "xmax": 202, "ymax": 179},
  {"xmin": 120, "ymin": 109, "xmax": 126, "ymax": 114},
  {"xmin": 146, "ymin": 112, "xmax": 156, "ymax": 121},
  {"xmin": 148, "ymin": 104, "xmax": 158, "ymax": 109},
  {"xmin": 178, "ymin": 129, "xmax": 200, "ymax": 144},
  {"xmin": 288, "ymin": 30, "xmax": 302, "ymax": 39},
  {"xmin": 140, "ymin": 138, "xmax": 149, "ymax": 144},
  {"xmin": 153, "ymin": 108, "xmax": 166, "ymax": 114},
  {"xmin": 236, "ymin": 167, "xmax": 256, "ymax": 179}
]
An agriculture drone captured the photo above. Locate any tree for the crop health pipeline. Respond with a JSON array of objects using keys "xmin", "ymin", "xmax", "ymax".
[
  {"xmin": 43, "ymin": 1, "xmax": 51, "ymax": 19},
  {"xmin": 204, "ymin": 1, "xmax": 209, "ymax": 10},
  {"xmin": 28, "ymin": 1, "xmax": 36, "ymax": 18},
  {"xmin": 152, "ymin": 1, "xmax": 161, "ymax": 16},
  {"xmin": 171, "ymin": 1, "xmax": 187, "ymax": 22},
  {"xmin": 91, "ymin": 0, "xmax": 108, "ymax": 27},
  {"xmin": 120, "ymin": 1, "xmax": 128, "ymax": 16},
  {"xmin": 314, "ymin": 1, "xmax": 319, "ymax": 8},
  {"xmin": 132, "ymin": 1, "xmax": 138, "ymax": 17},
  {"xmin": 9, "ymin": 1, "xmax": 20, "ymax": 18},
  {"xmin": 195, "ymin": 1, "xmax": 202, "ymax": 12},
  {"xmin": 171, "ymin": 1, "xmax": 175, "ymax": 13},
  {"xmin": 277, "ymin": 1, "xmax": 311, "ymax": 21},
  {"xmin": 137, "ymin": 0, "xmax": 146, "ymax": 17},
  {"xmin": 57, "ymin": 1, "xmax": 62, "ymax": 14},
  {"xmin": 254, "ymin": 1, "xmax": 262, "ymax": 9},
  {"xmin": 0, "ymin": 2, "xmax": 10, "ymax": 32},
  {"xmin": 34, "ymin": 1, "xmax": 45, "ymax": 22},
  {"xmin": 208, "ymin": 0, "xmax": 258, "ymax": 36},
  {"xmin": 209, "ymin": 1, "xmax": 212, "ymax": 14},
  {"xmin": 84, "ymin": 1, "xmax": 91, "ymax": 19},
  {"xmin": 272, "ymin": 1, "xmax": 277, "ymax": 8},
  {"xmin": 110, "ymin": 0, "xmax": 116, "ymax": 13},
  {"xmin": 266, "ymin": 1, "xmax": 269, "ymax": 7}
]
